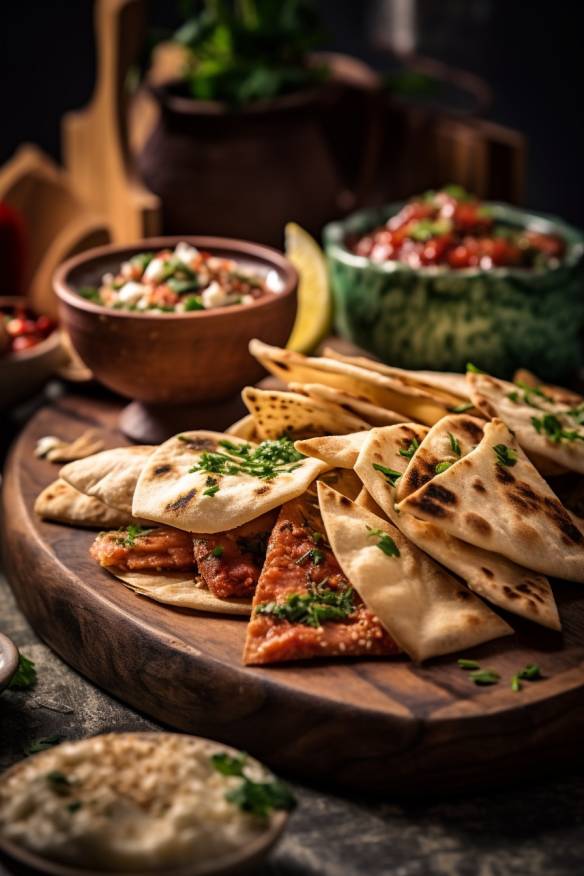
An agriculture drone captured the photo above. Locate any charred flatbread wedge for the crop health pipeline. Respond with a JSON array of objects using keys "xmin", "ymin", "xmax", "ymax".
[
  {"xmin": 468, "ymin": 372, "xmax": 584, "ymax": 475},
  {"xmin": 513, "ymin": 369, "xmax": 584, "ymax": 407},
  {"xmin": 60, "ymin": 446, "xmax": 155, "ymax": 516},
  {"xmin": 241, "ymin": 386, "xmax": 369, "ymax": 440},
  {"xmin": 318, "ymin": 483, "xmax": 512, "ymax": 661},
  {"xmin": 322, "ymin": 347, "xmax": 471, "ymax": 403},
  {"xmin": 397, "ymin": 418, "xmax": 584, "ymax": 583},
  {"xmin": 249, "ymin": 339, "xmax": 456, "ymax": 425},
  {"xmin": 34, "ymin": 479, "xmax": 132, "ymax": 528},
  {"xmin": 132, "ymin": 431, "xmax": 328, "ymax": 534},
  {"xmin": 355, "ymin": 424, "xmax": 560, "ymax": 630},
  {"xmin": 243, "ymin": 492, "xmax": 399, "ymax": 665},
  {"xmin": 289, "ymin": 382, "xmax": 406, "ymax": 427},
  {"xmin": 294, "ymin": 431, "xmax": 369, "ymax": 470}
]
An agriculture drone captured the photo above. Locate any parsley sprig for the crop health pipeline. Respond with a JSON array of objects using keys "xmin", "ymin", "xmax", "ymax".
[
  {"xmin": 8, "ymin": 654, "xmax": 37, "ymax": 691},
  {"xmin": 398, "ymin": 438, "xmax": 420, "ymax": 460},
  {"xmin": 256, "ymin": 581, "xmax": 355, "ymax": 628},
  {"xmin": 493, "ymin": 444, "xmax": 518, "ymax": 467},
  {"xmin": 116, "ymin": 525, "xmax": 154, "ymax": 547},
  {"xmin": 190, "ymin": 437, "xmax": 304, "ymax": 483},
  {"xmin": 532, "ymin": 413, "xmax": 584, "ymax": 444},
  {"xmin": 366, "ymin": 527, "xmax": 400, "ymax": 557},
  {"xmin": 211, "ymin": 753, "xmax": 296, "ymax": 819},
  {"xmin": 372, "ymin": 462, "xmax": 402, "ymax": 486}
]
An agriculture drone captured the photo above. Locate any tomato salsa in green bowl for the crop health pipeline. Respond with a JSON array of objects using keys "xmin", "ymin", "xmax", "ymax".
[{"xmin": 324, "ymin": 186, "xmax": 584, "ymax": 380}]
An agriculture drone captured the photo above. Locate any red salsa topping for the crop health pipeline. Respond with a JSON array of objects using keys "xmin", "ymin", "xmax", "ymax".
[{"xmin": 0, "ymin": 305, "xmax": 56, "ymax": 356}]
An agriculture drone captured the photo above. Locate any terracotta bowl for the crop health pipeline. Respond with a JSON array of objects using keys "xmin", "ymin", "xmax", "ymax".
[
  {"xmin": 54, "ymin": 237, "xmax": 297, "ymax": 406},
  {"xmin": 0, "ymin": 297, "xmax": 65, "ymax": 410}
]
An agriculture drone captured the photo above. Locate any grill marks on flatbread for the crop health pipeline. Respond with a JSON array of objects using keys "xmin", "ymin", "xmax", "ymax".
[
  {"xmin": 468, "ymin": 372, "xmax": 584, "ymax": 475},
  {"xmin": 132, "ymin": 430, "xmax": 328, "ymax": 534},
  {"xmin": 241, "ymin": 386, "xmax": 369, "ymax": 440},
  {"xmin": 355, "ymin": 424, "xmax": 560, "ymax": 630},
  {"xmin": 60, "ymin": 446, "xmax": 155, "ymax": 516},
  {"xmin": 34, "ymin": 479, "xmax": 133, "ymax": 529},
  {"xmin": 318, "ymin": 483, "xmax": 511, "ymax": 661},
  {"xmin": 398, "ymin": 418, "xmax": 584, "ymax": 583},
  {"xmin": 249, "ymin": 339, "xmax": 456, "ymax": 425}
]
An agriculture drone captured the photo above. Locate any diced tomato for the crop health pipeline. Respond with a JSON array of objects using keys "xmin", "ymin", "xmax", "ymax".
[{"xmin": 11, "ymin": 335, "xmax": 39, "ymax": 352}]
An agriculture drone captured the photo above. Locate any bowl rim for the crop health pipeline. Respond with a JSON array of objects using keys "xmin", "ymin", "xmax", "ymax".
[
  {"xmin": 53, "ymin": 236, "xmax": 298, "ymax": 321},
  {"xmin": 0, "ymin": 296, "xmax": 61, "ymax": 363},
  {"xmin": 323, "ymin": 200, "xmax": 584, "ymax": 279}
]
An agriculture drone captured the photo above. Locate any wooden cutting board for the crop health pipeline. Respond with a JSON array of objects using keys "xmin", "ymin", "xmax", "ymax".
[{"xmin": 3, "ymin": 394, "xmax": 584, "ymax": 796}]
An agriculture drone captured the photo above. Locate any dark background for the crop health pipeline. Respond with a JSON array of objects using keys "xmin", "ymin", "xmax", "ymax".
[{"xmin": 1, "ymin": 0, "xmax": 583, "ymax": 225}]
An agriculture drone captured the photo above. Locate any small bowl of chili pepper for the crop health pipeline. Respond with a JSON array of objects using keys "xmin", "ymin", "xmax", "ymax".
[
  {"xmin": 324, "ymin": 186, "xmax": 584, "ymax": 380},
  {"xmin": 0, "ymin": 297, "xmax": 65, "ymax": 409}
]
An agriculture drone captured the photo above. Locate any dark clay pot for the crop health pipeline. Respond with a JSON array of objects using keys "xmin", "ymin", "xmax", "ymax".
[{"xmin": 136, "ymin": 64, "xmax": 380, "ymax": 247}]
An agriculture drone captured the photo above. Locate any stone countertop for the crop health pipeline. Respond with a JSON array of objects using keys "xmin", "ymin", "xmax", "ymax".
[{"xmin": 2, "ymin": 576, "xmax": 584, "ymax": 876}]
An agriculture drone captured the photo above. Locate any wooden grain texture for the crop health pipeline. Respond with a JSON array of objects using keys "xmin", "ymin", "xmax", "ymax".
[{"xmin": 3, "ymin": 396, "xmax": 584, "ymax": 795}]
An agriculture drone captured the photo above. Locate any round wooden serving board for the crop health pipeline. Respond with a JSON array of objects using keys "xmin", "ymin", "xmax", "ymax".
[{"xmin": 3, "ymin": 395, "xmax": 584, "ymax": 796}]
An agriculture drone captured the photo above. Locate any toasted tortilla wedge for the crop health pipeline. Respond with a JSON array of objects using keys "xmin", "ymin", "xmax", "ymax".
[
  {"xmin": 295, "ymin": 431, "xmax": 369, "ymax": 470},
  {"xmin": 289, "ymin": 382, "xmax": 407, "ymax": 427},
  {"xmin": 241, "ymin": 386, "xmax": 369, "ymax": 440},
  {"xmin": 397, "ymin": 418, "xmax": 584, "ymax": 582},
  {"xmin": 107, "ymin": 568, "xmax": 251, "ymax": 615},
  {"xmin": 396, "ymin": 415, "xmax": 486, "ymax": 502},
  {"xmin": 318, "ymin": 483, "xmax": 511, "ymax": 661},
  {"xmin": 468, "ymin": 372, "xmax": 584, "ymax": 475},
  {"xmin": 60, "ymin": 446, "xmax": 155, "ymax": 515},
  {"xmin": 34, "ymin": 479, "xmax": 132, "ymax": 528},
  {"xmin": 249, "ymin": 339, "xmax": 455, "ymax": 425},
  {"xmin": 132, "ymin": 431, "xmax": 328, "ymax": 533},
  {"xmin": 355, "ymin": 424, "xmax": 560, "ymax": 630},
  {"xmin": 322, "ymin": 347, "xmax": 471, "ymax": 402}
]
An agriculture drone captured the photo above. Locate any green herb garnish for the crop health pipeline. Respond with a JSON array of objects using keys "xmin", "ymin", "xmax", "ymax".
[
  {"xmin": 130, "ymin": 252, "xmax": 154, "ymax": 272},
  {"xmin": 184, "ymin": 295, "xmax": 204, "ymax": 311},
  {"xmin": 517, "ymin": 663, "xmax": 542, "ymax": 681},
  {"xmin": 226, "ymin": 777, "xmax": 296, "ymax": 818},
  {"xmin": 466, "ymin": 362, "xmax": 485, "ymax": 374},
  {"xmin": 167, "ymin": 278, "xmax": 199, "ymax": 295},
  {"xmin": 448, "ymin": 432, "xmax": 461, "ymax": 457},
  {"xmin": 493, "ymin": 444, "xmax": 518, "ymax": 467},
  {"xmin": 366, "ymin": 526, "xmax": 400, "ymax": 557},
  {"xmin": 117, "ymin": 525, "xmax": 153, "ymax": 547},
  {"xmin": 372, "ymin": 462, "xmax": 402, "ymax": 486},
  {"xmin": 469, "ymin": 669, "xmax": 500, "ymax": 686},
  {"xmin": 8, "ymin": 654, "xmax": 37, "ymax": 691},
  {"xmin": 408, "ymin": 217, "xmax": 453, "ymax": 242},
  {"xmin": 25, "ymin": 735, "xmax": 61, "ymax": 755},
  {"xmin": 190, "ymin": 437, "xmax": 304, "ymax": 480},
  {"xmin": 295, "ymin": 548, "xmax": 325, "ymax": 566},
  {"xmin": 531, "ymin": 413, "xmax": 584, "ymax": 444},
  {"xmin": 511, "ymin": 675, "xmax": 522, "ymax": 692},
  {"xmin": 212, "ymin": 545, "xmax": 224, "ymax": 558},
  {"xmin": 398, "ymin": 438, "xmax": 419, "ymax": 460},
  {"xmin": 457, "ymin": 658, "xmax": 480, "ymax": 670},
  {"xmin": 449, "ymin": 402, "xmax": 474, "ymax": 413},
  {"xmin": 77, "ymin": 285, "xmax": 101, "ymax": 302},
  {"xmin": 256, "ymin": 581, "xmax": 355, "ymax": 628},
  {"xmin": 435, "ymin": 461, "xmax": 453, "ymax": 474},
  {"xmin": 203, "ymin": 476, "xmax": 220, "ymax": 497}
]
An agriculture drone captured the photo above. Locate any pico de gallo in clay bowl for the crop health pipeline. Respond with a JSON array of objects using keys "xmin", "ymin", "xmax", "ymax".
[
  {"xmin": 350, "ymin": 185, "xmax": 566, "ymax": 271},
  {"xmin": 324, "ymin": 189, "xmax": 584, "ymax": 380},
  {"xmin": 77, "ymin": 241, "xmax": 271, "ymax": 314},
  {"xmin": 0, "ymin": 303, "xmax": 56, "ymax": 356}
]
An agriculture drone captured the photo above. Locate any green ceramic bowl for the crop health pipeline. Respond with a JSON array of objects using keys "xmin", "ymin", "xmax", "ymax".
[{"xmin": 324, "ymin": 203, "xmax": 584, "ymax": 380}]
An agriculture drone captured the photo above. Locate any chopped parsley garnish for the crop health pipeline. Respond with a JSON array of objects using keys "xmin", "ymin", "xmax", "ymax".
[
  {"xmin": 24, "ymin": 735, "xmax": 62, "ymax": 755},
  {"xmin": 366, "ymin": 526, "xmax": 400, "ymax": 557},
  {"xmin": 507, "ymin": 381, "xmax": 553, "ymax": 409},
  {"xmin": 449, "ymin": 402, "xmax": 474, "ymax": 413},
  {"xmin": 466, "ymin": 362, "xmax": 485, "ymax": 374},
  {"xmin": 493, "ymin": 444, "xmax": 518, "ymax": 467},
  {"xmin": 567, "ymin": 404, "xmax": 584, "ymax": 426},
  {"xmin": 256, "ymin": 581, "xmax": 355, "ymax": 628},
  {"xmin": 457, "ymin": 658, "xmax": 480, "ymax": 670},
  {"xmin": 167, "ymin": 277, "xmax": 199, "ymax": 295},
  {"xmin": 469, "ymin": 669, "xmax": 500, "ymax": 686},
  {"xmin": 211, "ymin": 752, "xmax": 296, "ymax": 819},
  {"xmin": 8, "ymin": 654, "xmax": 37, "ymax": 691},
  {"xmin": 398, "ymin": 438, "xmax": 419, "ymax": 460},
  {"xmin": 184, "ymin": 295, "xmax": 204, "ymax": 311},
  {"xmin": 435, "ymin": 460, "xmax": 453, "ymax": 474},
  {"xmin": 295, "ymin": 547, "xmax": 325, "ymax": 566},
  {"xmin": 46, "ymin": 771, "xmax": 72, "ymax": 795},
  {"xmin": 203, "ymin": 476, "xmax": 220, "ymax": 497},
  {"xmin": 117, "ymin": 525, "xmax": 153, "ymax": 547},
  {"xmin": 532, "ymin": 413, "xmax": 584, "ymax": 444},
  {"xmin": 212, "ymin": 545, "xmax": 224, "ymax": 558},
  {"xmin": 408, "ymin": 217, "xmax": 453, "ymax": 242},
  {"xmin": 131, "ymin": 252, "xmax": 154, "ymax": 272},
  {"xmin": 448, "ymin": 432, "xmax": 461, "ymax": 457},
  {"xmin": 372, "ymin": 462, "xmax": 402, "ymax": 486},
  {"xmin": 77, "ymin": 285, "xmax": 101, "ymax": 302},
  {"xmin": 190, "ymin": 437, "xmax": 304, "ymax": 480}
]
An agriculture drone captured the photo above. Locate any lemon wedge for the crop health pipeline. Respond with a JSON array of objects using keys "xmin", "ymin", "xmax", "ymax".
[{"xmin": 285, "ymin": 222, "xmax": 332, "ymax": 353}]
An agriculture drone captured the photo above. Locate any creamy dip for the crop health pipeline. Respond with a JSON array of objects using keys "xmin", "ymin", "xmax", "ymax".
[{"xmin": 0, "ymin": 733, "xmax": 285, "ymax": 872}]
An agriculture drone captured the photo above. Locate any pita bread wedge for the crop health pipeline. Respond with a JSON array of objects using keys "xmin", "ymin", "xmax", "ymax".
[
  {"xmin": 318, "ymin": 482, "xmax": 511, "ymax": 661},
  {"xmin": 395, "ymin": 414, "xmax": 485, "ymax": 502},
  {"xmin": 513, "ymin": 369, "xmax": 584, "ymax": 407},
  {"xmin": 60, "ymin": 446, "xmax": 155, "ymax": 515},
  {"xmin": 34, "ymin": 479, "xmax": 132, "ymax": 528},
  {"xmin": 132, "ymin": 431, "xmax": 328, "ymax": 533},
  {"xmin": 295, "ymin": 431, "xmax": 369, "ymax": 470},
  {"xmin": 289, "ymin": 382, "xmax": 407, "ymax": 427},
  {"xmin": 397, "ymin": 418, "xmax": 584, "ymax": 582},
  {"xmin": 322, "ymin": 347, "xmax": 471, "ymax": 403},
  {"xmin": 468, "ymin": 372, "xmax": 584, "ymax": 475},
  {"xmin": 35, "ymin": 429, "xmax": 105, "ymax": 463},
  {"xmin": 249, "ymin": 339, "xmax": 455, "ymax": 425},
  {"xmin": 107, "ymin": 568, "xmax": 251, "ymax": 615},
  {"xmin": 242, "ymin": 386, "xmax": 369, "ymax": 440},
  {"xmin": 355, "ymin": 425, "xmax": 560, "ymax": 630},
  {"xmin": 225, "ymin": 414, "xmax": 259, "ymax": 441}
]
